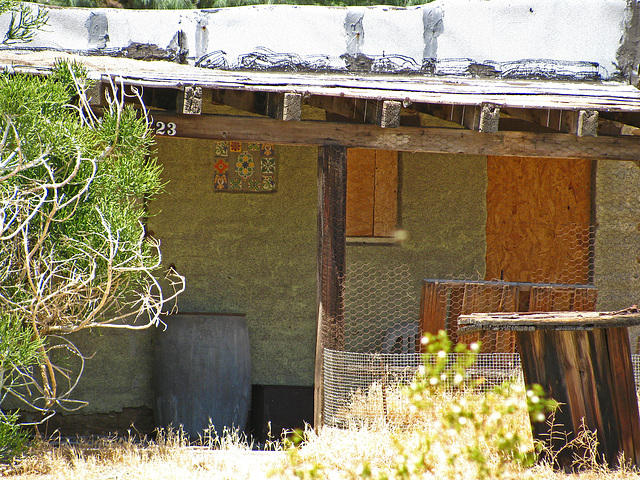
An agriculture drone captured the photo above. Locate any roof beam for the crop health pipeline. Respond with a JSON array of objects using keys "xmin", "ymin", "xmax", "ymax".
[
  {"xmin": 148, "ymin": 110, "xmax": 640, "ymax": 162},
  {"xmin": 307, "ymin": 96, "xmax": 401, "ymax": 128}
]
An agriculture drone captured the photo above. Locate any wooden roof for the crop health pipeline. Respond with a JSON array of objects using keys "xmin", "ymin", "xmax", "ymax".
[
  {"xmin": 4, "ymin": 51, "xmax": 640, "ymax": 112},
  {"xmin": 3, "ymin": 50, "xmax": 640, "ymax": 161}
]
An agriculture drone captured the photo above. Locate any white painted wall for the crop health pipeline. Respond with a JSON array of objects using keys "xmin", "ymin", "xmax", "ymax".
[{"xmin": 0, "ymin": 0, "xmax": 633, "ymax": 80}]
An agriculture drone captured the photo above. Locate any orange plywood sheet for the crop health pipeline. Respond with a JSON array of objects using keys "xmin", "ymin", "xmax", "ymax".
[
  {"xmin": 346, "ymin": 149, "xmax": 375, "ymax": 236},
  {"xmin": 485, "ymin": 156, "xmax": 592, "ymax": 284},
  {"xmin": 373, "ymin": 150, "xmax": 398, "ymax": 237}
]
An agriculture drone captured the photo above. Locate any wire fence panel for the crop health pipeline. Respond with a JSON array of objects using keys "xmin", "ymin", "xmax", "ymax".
[
  {"xmin": 324, "ymin": 350, "xmax": 640, "ymax": 427},
  {"xmin": 319, "ymin": 159, "xmax": 640, "ymax": 427}
]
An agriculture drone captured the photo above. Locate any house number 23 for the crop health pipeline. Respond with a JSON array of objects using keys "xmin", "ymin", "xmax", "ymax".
[{"xmin": 155, "ymin": 121, "xmax": 177, "ymax": 136}]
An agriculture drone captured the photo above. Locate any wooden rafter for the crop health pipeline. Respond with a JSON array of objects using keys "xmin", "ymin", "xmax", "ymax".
[
  {"xmin": 210, "ymin": 89, "xmax": 302, "ymax": 121},
  {"xmin": 148, "ymin": 110, "xmax": 640, "ymax": 162},
  {"xmin": 307, "ymin": 96, "xmax": 401, "ymax": 128}
]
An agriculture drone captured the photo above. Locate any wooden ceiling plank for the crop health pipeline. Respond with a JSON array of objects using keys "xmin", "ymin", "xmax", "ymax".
[
  {"xmin": 501, "ymin": 107, "xmax": 579, "ymax": 134},
  {"xmin": 148, "ymin": 110, "xmax": 640, "ymax": 162},
  {"xmin": 307, "ymin": 95, "xmax": 401, "ymax": 128},
  {"xmin": 209, "ymin": 89, "xmax": 301, "ymax": 120},
  {"xmin": 599, "ymin": 111, "xmax": 640, "ymax": 129}
]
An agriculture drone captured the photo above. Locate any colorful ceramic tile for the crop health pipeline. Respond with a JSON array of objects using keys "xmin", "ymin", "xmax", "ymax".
[
  {"xmin": 215, "ymin": 141, "xmax": 229, "ymax": 157},
  {"xmin": 214, "ymin": 158, "xmax": 229, "ymax": 174},
  {"xmin": 262, "ymin": 176, "xmax": 276, "ymax": 191},
  {"xmin": 213, "ymin": 173, "xmax": 228, "ymax": 190},
  {"xmin": 261, "ymin": 157, "xmax": 276, "ymax": 174},
  {"xmin": 213, "ymin": 142, "xmax": 277, "ymax": 193},
  {"xmin": 235, "ymin": 151, "xmax": 255, "ymax": 179},
  {"xmin": 261, "ymin": 144, "xmax": 275, "ymax": 156},
  {"xmin": 248, "ymin": 179, "xmax": 261, "ymax": 191}
]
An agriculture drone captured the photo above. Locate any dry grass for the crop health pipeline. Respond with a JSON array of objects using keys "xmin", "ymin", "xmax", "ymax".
[{"xmin": 6, "ymin": 386, "xmax": 640, "ymax": 479}]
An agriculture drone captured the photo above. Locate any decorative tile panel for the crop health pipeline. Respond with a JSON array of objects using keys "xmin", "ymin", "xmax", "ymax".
[{"xmin": 213, "ymin": 142, "xmax": 277, "ymax": 193}]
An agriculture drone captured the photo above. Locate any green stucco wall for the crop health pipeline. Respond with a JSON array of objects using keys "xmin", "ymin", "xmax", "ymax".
[
  {"xmin": 148, "ymin": 137, "xmax": 319, "ymax": 386},
  {"xmin": 595, "ymin": 160, "xmax": 640, "ymax": 310},
  {"xmin": 146, "ymin": 135, "xmax": 487, "ymax": 387},
  {"xmin": 25, "ymin": 139, "xmax": 640, "ymax": 415}
]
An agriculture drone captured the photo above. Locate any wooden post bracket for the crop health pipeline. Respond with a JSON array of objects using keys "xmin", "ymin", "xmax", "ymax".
[
  {"xmin": 577, "ymin": 109, "xmax": 599, "ymax": 137},
  {"xmin": 479, "ymin": 103, "xmax": 501, "ymax": 133},
  {"xmin": 178, "ymin": 85, "xmax": 203, "ymax": 115},
  {"xmin": 380, "ymin": 100, "xmax": 402, "ymax": 128}
]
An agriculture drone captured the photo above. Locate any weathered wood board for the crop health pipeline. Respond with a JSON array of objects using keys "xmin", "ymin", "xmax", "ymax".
[
  {"xmin": 148, "ymin": 111, "xmax": 640, "ymax": 162},
  {"xmin": 516, "ymin": 327, "xmax": 640, "ymax": 470},
  {"xmin": 460, "ymin": 310, "xmax": 640, "ymax": 470},
  {"xmin": 420, "ymin": 280, "xmax": 597, "ymax": 353},
  {"xmin": 346, "ymin": 149, "xmax": 397, "ymax": 237}
]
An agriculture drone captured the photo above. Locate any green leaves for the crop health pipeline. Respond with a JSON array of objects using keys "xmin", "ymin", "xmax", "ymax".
[{"xmin": 0, "ymin": 59, "xmax": 182, "ymax": 426}]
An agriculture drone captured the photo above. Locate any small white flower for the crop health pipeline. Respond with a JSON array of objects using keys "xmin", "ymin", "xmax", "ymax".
[
  {"xmin": 429, "ymin": 377, "xmax": 439, "ymax": 385},
  {"xmin": 437, "ymin": 350, "xmax": 446, "ymax": 358},
  {"xmin": 458, "ymin": 417, "xmax": 468, "ymax": 425},
  {"xmin": 470, "ymin": 343, "xmax": 480, "ymax": 352},
  {"xmin": 421, "ymin": 336, "xmax": 429, "ymax": 345},
  {"xmin": 489, "ymin": 412, "xmax": 502, "ymax": 422},
  {"xmin": 453, "ymin": 373, "xmax": 464, "ymax": 385}
]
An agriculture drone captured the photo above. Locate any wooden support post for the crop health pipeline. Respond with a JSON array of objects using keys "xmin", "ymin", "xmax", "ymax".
[
  {"xmin": 86, "ymin": 81, "xmax": 105, "ymax": 107},
  {"xmin": 177, "ymin": 85, "xmax": 203, "ymax": 115},
  {"xmin": 314, "ymin": 145, "xmax": 347, "ymax": 429}
]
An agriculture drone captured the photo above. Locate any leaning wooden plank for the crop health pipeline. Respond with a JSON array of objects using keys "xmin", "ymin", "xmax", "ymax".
[
  {"xmin": 458, "ymin": 310, "xmax": 640, "ymax": 332},
  {"xmin": 148, "ymin": 111, "xmax": 640, "ymax": 162},
  {"xmin": 419, "ymin": 282, "xmax": 448, "ymax": 338}
]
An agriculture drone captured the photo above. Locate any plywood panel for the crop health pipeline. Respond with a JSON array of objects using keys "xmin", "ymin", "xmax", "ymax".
[
  {"xmin": 485, "ymin": 156, "xmax": 592, "ymax": 284},
  {"xmin": 346, "ymin": 149, "xmax": 375, "ymax": 236},
  {"xmin": 373, "ymin": 150, "xmax": 398, "ymax": 237}
]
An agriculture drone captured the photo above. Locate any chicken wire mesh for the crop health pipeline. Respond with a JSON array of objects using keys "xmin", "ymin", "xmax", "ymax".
[{"xmin": 321, "ymin": 159, "xmax": 640, "ymax": 427}]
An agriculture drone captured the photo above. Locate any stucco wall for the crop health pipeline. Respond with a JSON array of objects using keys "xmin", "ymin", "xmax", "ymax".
[
  {"xmin": 27, "ymin": 144, "xmax": 640, "ymax": 413},
  {"xmin": 595, "ymin": 160, "xmax": 640, "ymax": 311},
  {"xmin": 148, "ymin": 137, "xmax": 318, "ymax": 387},
  {"xmin": 146, "ymin": 132, "xmax": 486, "ymax": 387}
]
